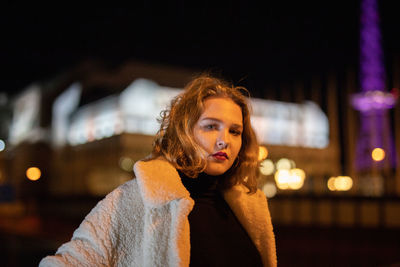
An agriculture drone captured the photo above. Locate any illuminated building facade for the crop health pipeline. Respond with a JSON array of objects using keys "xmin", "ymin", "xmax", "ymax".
[
  {"xmin": 2, "ymin": 61, "xmax": 343, "ymax": 198},
  {"xmin": 3, "ymin": 56, "xmax": 399, "ymax": 200}
]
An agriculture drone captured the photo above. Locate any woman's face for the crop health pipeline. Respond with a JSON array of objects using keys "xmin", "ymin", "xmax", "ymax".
[{"xmin": 193, "ymin": 96, "xmax": 243, "ymax": 176}]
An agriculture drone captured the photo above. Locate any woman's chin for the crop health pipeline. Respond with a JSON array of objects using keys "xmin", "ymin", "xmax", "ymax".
[{"xmin": 203, "ymin": 161, "xmax": 232, "ymax": 176}]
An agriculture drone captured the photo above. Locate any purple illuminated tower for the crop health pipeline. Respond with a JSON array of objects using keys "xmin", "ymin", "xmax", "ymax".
[{"xmin": 352, "ymin": 0, "xmax": 397, "ymax": 171}]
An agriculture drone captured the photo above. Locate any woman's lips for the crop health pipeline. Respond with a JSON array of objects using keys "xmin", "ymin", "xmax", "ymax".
[{"xmin": 212, "ymin": 152, "xmax": 228, "ymax": 160}]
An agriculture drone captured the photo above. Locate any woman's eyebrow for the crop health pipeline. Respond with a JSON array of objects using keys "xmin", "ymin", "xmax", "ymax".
[
  {"xmin": 231, "ymin": 124, "xmax": 243, "ymax": 129},
  {"xmin": 200, "ymin": 117, "xmax": 220, "ymax": 122},
  {"xmin": 201, "ymin": 117, "xmax": 243, "ymax": 128}
]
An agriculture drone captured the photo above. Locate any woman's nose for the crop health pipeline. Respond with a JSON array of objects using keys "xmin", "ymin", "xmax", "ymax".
[
  {"xmin": 216, "ymin": 140, "xmax": 227, "ymax": 149},
  {"xmin": 216, "ymin": 130, "xmax": 229, "ymax": 149}
]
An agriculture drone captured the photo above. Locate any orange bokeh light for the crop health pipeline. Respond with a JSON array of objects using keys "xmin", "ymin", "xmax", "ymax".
[
  {"xmin": 258, "ymin": 146, "xmax": 268, "ymax": 161},
  {"xmin": 26, "ymin": 167, "xmax": 41, "ymax": 181},
  {"xmin": 371, "ymin": 148, "xmax": 385, "ymax": 161}
]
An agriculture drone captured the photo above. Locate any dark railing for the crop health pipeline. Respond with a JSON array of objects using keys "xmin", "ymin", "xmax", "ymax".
[{"xmin": 269, "ymin": 194, "xmax": 400, "ymax": 229}]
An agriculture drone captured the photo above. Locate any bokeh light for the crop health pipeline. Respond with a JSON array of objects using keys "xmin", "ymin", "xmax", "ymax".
[
  {"xmin": 262, "ymin": 182, "xmax": 277, "ymax": 198},
  {"xmin": 258, "ymin": 146, "xmax": 268, "ymax": 161},
  {"xmin": 371, "ymin": 147, "xmax": 385, "ymax": 161},
  {"xmin": 276, "ymin": 158, "xmax": 292, "ymax": 170},
  {"xmin": 275, "ymin": 170, "xmax": 290, "ymax": 189},
  {"xmin": 26, "ymin": 167, "xmax": 41, "ymax": 181},
  {"xmin": 289, "ymin": 160, "xmax": 296, "ymax": 169},
  {"xmin": 291, "ymin": 168, "xmax": 306, "ymax": 180},
  {"xmin": 274, "ymin": 168, "xmax": 306, "ymax": 190},
  {"xmin": 327, "ymin": 176, "xmax": 353, "ymax": 191},
  {"xmin": 289, "ymin": 168, "xmax": 306, "ymax": 190},
  {"xmin": 0, "ymin": 139, "xmax": 5, "ymax": 152},
  {"xmin": 327, "ymin": 177, "xmax": 336, "ymax": 191},
  {"xmin": 119, "ymin": 157, "xmax": 134, "ymax": 172},
  {"xmin": 334, "ymin": 176, "xmax": 353, "ymax": 191},
  {"xmin": 260, "ymin": 159, "xmax": 275, "ymax": 176}
]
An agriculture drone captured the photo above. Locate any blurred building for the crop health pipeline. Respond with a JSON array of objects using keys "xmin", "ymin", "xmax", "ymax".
[
  {"xmin": 0, "ymin": 61, "xmax": 319, "ymax": 195},
  {"xmin": 1, "ymin": 59, "xmax": 399, "ymax": 200}
]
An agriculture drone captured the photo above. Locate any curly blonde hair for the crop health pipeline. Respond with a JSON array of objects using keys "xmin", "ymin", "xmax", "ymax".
[{"xmin": 149, "ymin": 74, "xmax": 260, "ymax": 193}]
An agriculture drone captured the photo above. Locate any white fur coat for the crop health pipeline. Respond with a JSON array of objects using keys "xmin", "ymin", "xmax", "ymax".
[{"xmin": 39, "ymin": 158, "xmax": 277, "ymax": 267}]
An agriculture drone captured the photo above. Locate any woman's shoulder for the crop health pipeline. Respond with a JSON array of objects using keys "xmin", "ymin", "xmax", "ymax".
[
  {"xmin": 133, "ymin": 157, "xmax": 192, "ymax": 207},
  {"xmin": 88, "ymin": 178, "xmax": 142, "ymax": 215},
  {"xmin": 224, "ymin": 184, "xmax": 269, "ymax": 204},
  {"xmin": 133, "ymin": 156, "xmax": 173, "ymax": 173},
  {"xmin": 110, "ymin": 177, "xmax": 142, "ymax": 202}
]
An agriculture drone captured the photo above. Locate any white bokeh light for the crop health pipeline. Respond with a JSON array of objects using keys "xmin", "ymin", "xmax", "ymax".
[
  {"xmin": 262, "ymin": 183, "xmax": 277, "ymax": 198},
  {"xmin": 0, "ymin": 139, "xmax": 5, "ymax": 152},
  {"xmin": 260, "ymin": 159, "xmax": 275, "ymax": 176}
]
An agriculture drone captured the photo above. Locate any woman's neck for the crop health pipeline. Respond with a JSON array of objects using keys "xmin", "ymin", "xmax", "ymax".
[{"xmin": 178, "ymin": 171, "xmax": 225, "ymax": 197}]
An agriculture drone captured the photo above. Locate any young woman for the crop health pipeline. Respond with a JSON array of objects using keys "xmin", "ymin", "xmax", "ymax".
[{"xmin": 39, "ymin": 75, "xmax": 277, "ymax": 267}]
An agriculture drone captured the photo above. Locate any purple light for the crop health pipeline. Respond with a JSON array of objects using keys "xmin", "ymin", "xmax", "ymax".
[
  {"xmin": 354, "ymin": 110, "xmax": 396, "ymax": 170},
  {"xmin": 360, "ymin": 0, "xmax": 385, "ymax": 91},
  {"xmin": 352, "ymin": 91, "xmax": 396, "ymax": 112},
  {"xmin": 352, "ymin": 0, "xmax": 397, "ymax": 171}
]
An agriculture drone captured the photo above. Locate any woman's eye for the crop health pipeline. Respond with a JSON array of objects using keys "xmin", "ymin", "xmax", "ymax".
[
  {"xmin": 230, "ymin": 129, "xmax": 242, "ymax": 136},
  {"xmin": 205, "ymin": 124, "xmax": 216, "ymax": 130}
]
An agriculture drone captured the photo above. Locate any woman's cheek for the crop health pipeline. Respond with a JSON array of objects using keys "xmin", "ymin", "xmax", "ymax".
[{"xmin": 196, "ymin": 133, "xmax": 211, "ymax": 153}]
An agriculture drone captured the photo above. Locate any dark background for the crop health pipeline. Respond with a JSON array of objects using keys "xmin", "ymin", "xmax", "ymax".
[
  {"xmin": 2, "ymin": 1, "xmax": 399, "ymax": 97},
  {"xmin": 2, "ymin": 2, "xmax": 400, "ymax": 266}
]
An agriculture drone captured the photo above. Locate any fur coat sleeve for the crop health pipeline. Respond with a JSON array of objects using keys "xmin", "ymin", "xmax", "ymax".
[{"xmin": 39, "ymin": 179, "xmax": 147, "ymax": 266}]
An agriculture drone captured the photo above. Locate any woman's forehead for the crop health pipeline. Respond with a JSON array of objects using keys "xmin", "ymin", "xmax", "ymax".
[{"xmin": 199, "ymin": 97, "xmax": 243, "ymax": 126}]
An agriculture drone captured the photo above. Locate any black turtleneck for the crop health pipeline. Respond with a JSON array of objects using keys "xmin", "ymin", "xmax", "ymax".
[{"xmin": 179, "ymin": 171, "xmax": 263, "ymax": 267}]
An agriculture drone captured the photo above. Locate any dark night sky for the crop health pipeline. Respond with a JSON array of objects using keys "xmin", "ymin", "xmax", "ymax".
[{"xmin": 1, "ymin": 1, "xmax": 399, "ymax": 97}]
